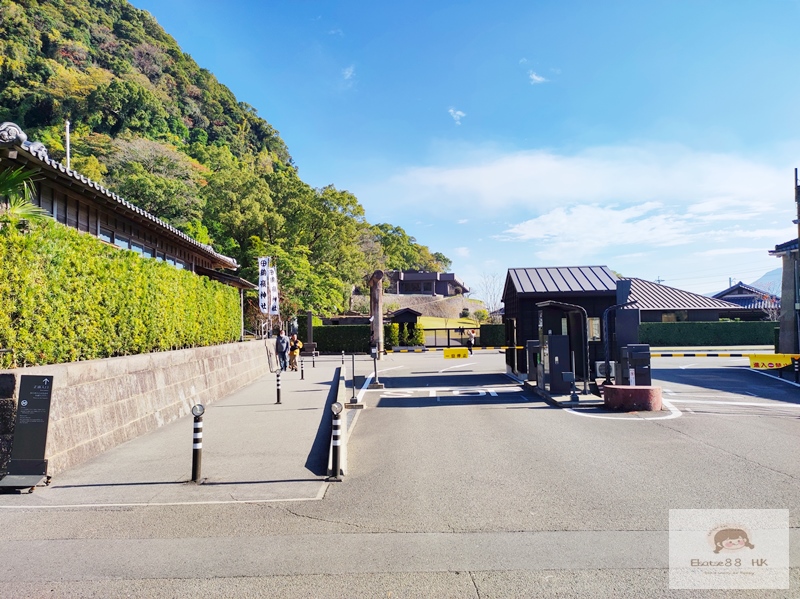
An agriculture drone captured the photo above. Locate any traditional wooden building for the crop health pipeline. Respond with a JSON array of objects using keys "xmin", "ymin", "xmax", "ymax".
[
  {"xmin": 385, "ymin": 270, "xmax": 469, "ymax": 296},
  {"xmin": 712, "ymin": 281, "xmax": 780, "ymax": 321},
  {"xmin": 0, "ymin": 122, "xmax": 252, "ymax": 290}
]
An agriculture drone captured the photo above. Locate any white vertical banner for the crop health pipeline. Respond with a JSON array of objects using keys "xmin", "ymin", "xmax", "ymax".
[
  {"xmin": 257, "ymin": 257, "xmax": 270, "ymax": 315},
  {"xmin": 268, "ymin": 266, "xmax": 280, "ymax": 316}
]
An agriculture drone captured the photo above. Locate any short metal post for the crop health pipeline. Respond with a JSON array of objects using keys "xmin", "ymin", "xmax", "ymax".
[
  {"xmin": 794, "ymin": 358, "xmax": 799, "ymax": 384},
  {"xmin": 329, "ymin": 403, "xmax": 343, "ymax": 481},
  {"xmin": 276, "ymin": 369, "xmax": 282, "ymax": 404},
  {"xmin": 312, "ymin": 352, "xmax": 316, "ymax": 368},
  {"xmin": 351, "ymin": 354, "xmax": 356, "ymax": 402},
  {"xmin": 191, "ymin": 415, "xmax": 203, "ymax": 482},
  {"xmin": 342, "ymin": 350, "xmax": 345, "ymax": 364},
  {"xmin": 300, "ymin": 358, "xmax": 305, "ymax": 380}
]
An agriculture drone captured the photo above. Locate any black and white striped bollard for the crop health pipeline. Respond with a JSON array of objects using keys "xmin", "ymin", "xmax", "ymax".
[
  {"xmin": 328, "ymin": 402, "xmax": 343, "ymax": 481},
  {"xmin": 191, "ymin": 404, "xmax": 205, "ymax": 483},
  {"xmin": 312, "ymin": 352, "xmax": 316, "ymax": 368},
  {"xmin": 341, "ymin": 350, "xmax": 345, "ymax": 365},
  {"xmin": 301, "ymin": 357, "xmax": 305, "ymax": 380},
  {"xmin": 276, "ymin": 369, "xmax": 282, "ymax": 404}
]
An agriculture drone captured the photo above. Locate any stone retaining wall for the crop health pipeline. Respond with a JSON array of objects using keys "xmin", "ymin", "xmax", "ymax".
[{"xmin": 0, "ymin": 340, "xmax": 272, "ymax": 476}]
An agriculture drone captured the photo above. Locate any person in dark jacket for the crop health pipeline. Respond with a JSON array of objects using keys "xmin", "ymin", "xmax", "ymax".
[{"xmin": 276, "ymin": 330, "xmax": 290, "ymax": 371}]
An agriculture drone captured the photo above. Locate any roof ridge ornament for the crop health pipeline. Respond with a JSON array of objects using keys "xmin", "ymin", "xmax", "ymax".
[{"xmin": 0, "ymin": 122, "xmax": 28, "ymax": 146}]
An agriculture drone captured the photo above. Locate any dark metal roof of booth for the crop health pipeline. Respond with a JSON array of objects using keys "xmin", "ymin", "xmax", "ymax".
[
  {"xmin": 507, "ymin": 266, "xmax": 618, "ymax": 295},
  {"xmin": 621, "ymin": 278, "xmax": 742, "ymax": 311}
]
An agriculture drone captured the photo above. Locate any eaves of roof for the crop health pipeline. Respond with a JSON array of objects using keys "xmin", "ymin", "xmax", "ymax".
[
  {"xmin": 0, "ymin": 122, "xmax": 238, "ymax": 270},
  {"xmin": 622, "ymin": 278, "xmax": 743, "ymax": 311}
]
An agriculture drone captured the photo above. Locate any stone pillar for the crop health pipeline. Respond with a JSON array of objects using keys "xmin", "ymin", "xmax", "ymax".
[
  {"xmin": 368, "ymin": 270, "xmax": 384, "ymax": 360},
  {"xmin": 778, "ymin": 253, "xmax": 799, "ymax": 354},
  {"xmin": 307, "ymin": 310, "xmax": 314, "ymax": 344}
]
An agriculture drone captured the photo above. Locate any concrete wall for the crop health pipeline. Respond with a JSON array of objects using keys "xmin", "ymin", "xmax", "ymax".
[{"xmin": 0, "ymin": 340, "xmax": 272, "ymax": 476}]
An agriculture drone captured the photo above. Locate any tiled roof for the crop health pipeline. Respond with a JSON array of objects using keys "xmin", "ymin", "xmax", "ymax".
[
  {"xmin": 507, "ymin": 266, "xmax": 618, "ymax": 295},
  {"xmin": 770, "ymin": 238, "xmax": 798, "ymax": 255},
  {"xmin": 622, "ymin": 278, "xmax": 742, "ymax": 311},
  {"xmin": 0, "ymin": 122, "xmax": 238, "ymax": 269},
  {"xmin": 712, "ymin": 282, "xmax": 780, "ymax": 310}
]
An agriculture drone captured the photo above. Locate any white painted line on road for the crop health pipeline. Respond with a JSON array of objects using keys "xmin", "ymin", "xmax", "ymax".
[
  {"xmin": 667, "ymin": 399, "xmax": 800, "ymax": 408},
  {"xmin": 358, "ymin": 366, "xmax": 406, "ymax": 402},
  {"xmin": 679, "ymin": 364, "xmax": 698, "ymax": 369},
  {"xmin": 564, "ymin": 398, "xmax": 682, "ymax": 420},
  {"xmin": 748, "ymin": 368, "xmax": 800, "ymax": 388},
  {"xmin": 0, "ymin": 483, "xmax": 331, "ymax": 510},
  {"xmin": 438, "ymin": 362, "xmax": 476, "ymax": 373}
]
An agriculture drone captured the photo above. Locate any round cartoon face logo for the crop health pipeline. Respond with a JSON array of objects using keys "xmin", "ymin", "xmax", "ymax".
[
  {"xmin": 709, "ymin": 527, "xmax": 755, "ymax": 554},
  {"xmin": 20, "ymin": 400, "xmax": 28, "ymax": 407}
]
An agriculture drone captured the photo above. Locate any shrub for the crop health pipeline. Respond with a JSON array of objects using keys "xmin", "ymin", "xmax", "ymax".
[
  {"xmin": 384, "ymin": 322, "xmax": 399, "ymax": 347},
  {"xmin": 310, "ymin": 325, "xmax": 370, "ymax": 353},
  {"xmin": 480, "ymin": 324, "xmax": 504, "ymax": 346},
  {"xmin": 0, "ymin": 220, "xmax": 240, "ymax": 368},
  {"xmin": 638, "ymin": 321, "xmax": 777, "ymax": 346}
]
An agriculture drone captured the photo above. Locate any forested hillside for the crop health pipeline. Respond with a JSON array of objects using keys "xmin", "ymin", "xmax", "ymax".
[{"xmin": 0, "ymin": 0, "xmax": 450, "ymax": 315}]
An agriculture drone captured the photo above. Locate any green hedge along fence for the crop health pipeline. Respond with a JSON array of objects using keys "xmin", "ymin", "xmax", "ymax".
[
  {"xmin": 0, "ymin": 220, "xmax": 241, "ymax": 368},
  {"xmin": 639, "ymin": 321, "xmax": 777, "ymax": 347}
]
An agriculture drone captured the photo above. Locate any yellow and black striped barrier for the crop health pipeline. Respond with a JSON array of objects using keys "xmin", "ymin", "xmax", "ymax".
[
  {"xmin": 385, "ymin": 346, "xmax": 523, "ymax": 354},
  {"xmin": 651, "ymin": 353, "xmax": 747, "ymax": 358}
]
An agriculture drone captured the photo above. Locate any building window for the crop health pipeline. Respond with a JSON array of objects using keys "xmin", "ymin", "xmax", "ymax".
[
  {"xmin": 114, "ymin": 235, "xmax": 130, "ymax": 249},
  {"xmin": 99, "ymin": 227, "xmax": 113, "ymax": 243},
  {"xmin": 143, "ymin": 246, "xmax": 155, "ymax": 258},
  {"xmin": 130, "ymin": 241, "xmax": 144, "ymax": 255},
  {"xmin": 587, "ymin": 317, "xmax": 601, "ymax": 341},
  {"xmin": 156, "ymin": 252, "xmax": 165, "ymax": 262}
]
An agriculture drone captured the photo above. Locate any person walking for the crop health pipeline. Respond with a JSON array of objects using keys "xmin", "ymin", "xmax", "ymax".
[
  {"xmin": 289, "ymin": 334, "xmax": 303, "ymax": 371},
  {"xmin": 467, "ymin": 329, "xmax": 476, "ymax": 355},
  {"xmin": 276, "ymin": 329, "xmax": 290, "ymax": 372}
]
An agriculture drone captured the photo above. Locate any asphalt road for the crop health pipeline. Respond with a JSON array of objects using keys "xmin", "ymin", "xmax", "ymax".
[{"xmin": 0, "ymin": 351, "xmax": 798, "ymax": 598}]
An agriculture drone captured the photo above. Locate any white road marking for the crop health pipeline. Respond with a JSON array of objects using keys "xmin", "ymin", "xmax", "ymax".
[
  {"xmin": 564, "ymin": 398, "xmax": 682, "ymax": 420},
  {"xmin": 666, "ymin": 399, "xmax": 800, "ymax": 408},
  {"xmin": 0, "ymin": 483, "xmax": 330, "ymax": 510},
  {"xmin": 438, "ymin": 362, "xmax": 476, "ymax": 373}
]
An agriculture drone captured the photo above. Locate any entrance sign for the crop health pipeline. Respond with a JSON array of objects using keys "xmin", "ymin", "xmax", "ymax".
[{"xmin": 0, "ymin": 375, "xmax": 53, "ymax": 489}]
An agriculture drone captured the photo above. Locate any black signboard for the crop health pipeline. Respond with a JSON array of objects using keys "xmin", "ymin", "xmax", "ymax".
[{"xmin": 8, "ymin": 375, "xmax": 53, "ymax": 475}]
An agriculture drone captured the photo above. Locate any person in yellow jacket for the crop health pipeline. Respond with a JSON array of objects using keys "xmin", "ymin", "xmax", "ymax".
[{"xmin": 289, "ymin": 334, "xmax": 303, "ymax": 371}]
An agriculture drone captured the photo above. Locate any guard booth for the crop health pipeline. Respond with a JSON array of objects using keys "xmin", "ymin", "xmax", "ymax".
[{"xmin": 619, "ymin": 344, "xmax": 652, "ymax": 386}]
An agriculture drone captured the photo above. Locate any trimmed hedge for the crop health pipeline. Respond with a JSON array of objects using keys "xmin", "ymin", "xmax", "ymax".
[
  {"xmin": 480, "ymin": 324, "xmax": 504, "ymax": 346},
  {"xmin": 639, "ymin": 321, "xmax": 777, "ymax": 346},
  {"xmin": 312, "ymin": 324, "xmax": 371, "ymax": 353},
  {"xmin": 0, "ymin": 221, "xmax": 240, "ymax": 368}
]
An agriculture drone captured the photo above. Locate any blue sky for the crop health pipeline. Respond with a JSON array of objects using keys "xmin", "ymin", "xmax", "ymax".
[{"xmin": 132, "ymin": 0, "xmax": 800, "ymax": 297}]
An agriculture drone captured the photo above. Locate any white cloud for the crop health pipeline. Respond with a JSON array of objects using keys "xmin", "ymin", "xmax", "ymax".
[
  {"xmin": 342, "ymin": 65, "xmax": 355, "ymax": 80},
  {"xmin": 519, "ymin": 58, "xmax": 528, "ymax": 64},
  {"xmin": 529, "ymin": 71, "xmax": 547, "ymax": 84},
  {"xmin": 448, "ymin": 108, "xmax": 466, "ymax": 125},
  {"xmin": 455, "ymin": 246, "xmax": 470, "ymax": 257},
  {"xmin": 457, "ymin": 219, "xmax": 468, "ymax": 224},
  {"xmin": 329, "ymin": 28, "xmax": 344, "ymax": 36},
  {"xmin": 384, "ymin": 144, "xmax": 790, "ymax": 214},
  {"xmin": 356, "ymin": 142, "xmax": 796, "ymax": 293}
]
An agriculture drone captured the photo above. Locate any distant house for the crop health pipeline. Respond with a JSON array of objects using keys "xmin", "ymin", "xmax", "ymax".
[
  {"xmin": 385, "ymin": 270, "xmax": 469, "ymax": 296},
  {"xmin": 712, "ymin": 281, "xmax": 780, "ymax": 321},
  {"xmin": 622, "ymin": 278, "xmax": 743, "ymax": 323},
  {"xmin": 769, "ymin": 238, "xmax": 799, "ymax": 353},
  {"xmin": 0, "ymin": 122, "xmax": 253, "ymax": 290}
]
